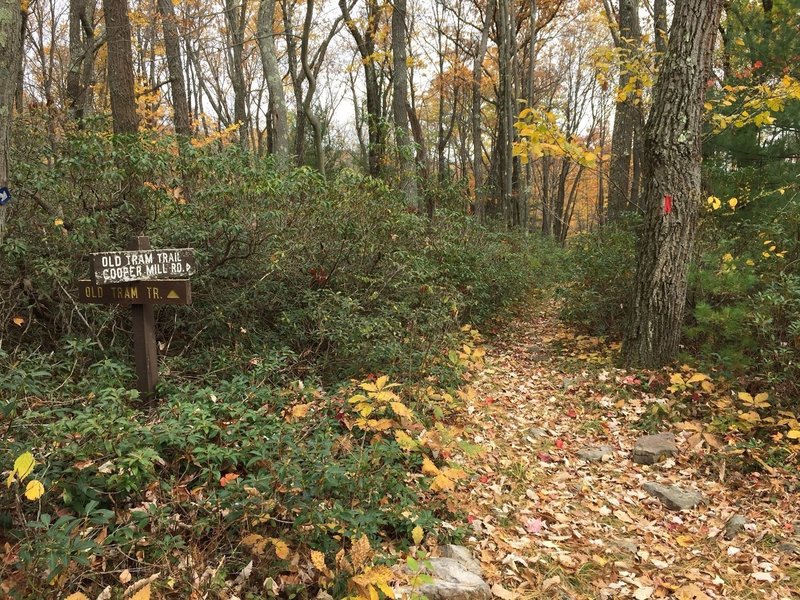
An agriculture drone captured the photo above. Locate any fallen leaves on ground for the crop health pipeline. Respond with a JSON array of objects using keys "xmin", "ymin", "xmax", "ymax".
[{"xmin": 437, "ymin": 301, "xmax": 799, "ymax": 599}]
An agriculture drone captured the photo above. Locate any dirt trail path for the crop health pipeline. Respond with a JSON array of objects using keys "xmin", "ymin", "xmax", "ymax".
[{"xmin": 442, "ymin": 303, "xmax": 799, "ymax": 599}]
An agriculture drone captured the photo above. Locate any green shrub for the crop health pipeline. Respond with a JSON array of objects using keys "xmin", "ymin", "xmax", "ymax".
[{"xmin": 559, "ymin": 219, "xmax": 637, "ymax": 338}]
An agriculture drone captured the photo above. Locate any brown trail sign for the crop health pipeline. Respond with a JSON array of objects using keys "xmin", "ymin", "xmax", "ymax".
[
  {"xmin": 78, "ymin": 280, "xmax": 191, "ymax": 305},
  {"xmin": 90, "ymin": 247, "xmax": 195, "ymax": 284},
  {"xmin": 77, "ymin": 236, "xmax": 194, "ymax": 399}
]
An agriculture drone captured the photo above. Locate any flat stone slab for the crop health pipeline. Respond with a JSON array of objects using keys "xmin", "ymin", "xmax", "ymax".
[
  {"xmin": 416, "ymin": 558, "xmax": 491, "ymax": 600},
  {"xmin": 577, "ymin": 445, "xmax": 614, "ymax": 462},
  {"xmin": 643, "ymin": 482, "xmax": 703, "ymax": 510},
  {"xmin": 633, "ymin": 433, "xmax": 678, "ymax": 465}
]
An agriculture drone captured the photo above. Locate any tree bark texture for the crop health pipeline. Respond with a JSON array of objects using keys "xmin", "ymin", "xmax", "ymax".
[
  {"xmin": 67, "ymin": 0, "xmax": 97, "ymax": 121},
  {"xmin": 103, "ymin": 0, "xmax": 139, "ymax": 134},
  {"xmin": 391, "ymin": 0, "xmax": 417, "ymax": 207},
  {"xmin": 299, "ymin": 0, "xmax": 324, "ymax": 174},
  {"xmin": 340, "ymin": 0, "xmax": 384, "ymax": 177},
  {"xmin": 224, "ymin": 0, "xmax": 249, "ymax": 150},
  {"xmin": 607, "ymin": 0, "xmax": 641, "ymax": 221},
  {"xmin": 157, "ymin": 0, "xmax": 192, "ymax": 138},
  {"xmin": 497, "ymin": 0, "xmax": 515, "ymax": 227},
  {"xmin": 471, "ymin": 0, "xmax": 493, "ymax": 221},
  {"xmin": 622, "ymin": 0, "xmax": 723, "ymax": 367},
  {"xmin": 258, "ymin": 0, "xmax": 288, "ymax": 158},
  {"xmin": 0, "ymin": 0, "xmax": 23, "ymax": 245}
]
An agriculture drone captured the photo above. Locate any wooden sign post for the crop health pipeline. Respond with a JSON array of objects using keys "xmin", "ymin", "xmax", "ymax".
[{"xmin": 77, "ymin": 236, "xmax": 194, "ymax": 400}]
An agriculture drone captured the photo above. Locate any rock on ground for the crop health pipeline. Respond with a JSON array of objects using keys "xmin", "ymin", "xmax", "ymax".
[
  {"xmin": 723, "ymin": 515, "xmax": 747, "ymax": 540},
  {"xmin": 414, "ymin": 558, "xmax": 491, "ymax": 600},
  {"xmin": 395, "ymin": 545, "xmax": 490, "ymax": 600},
  {"xmin": 632, "ymin": 433, "xmax": 678, "ymax": 465},
  {"xmin": 577, "ymin": 445, "xmax": 614, "ymax": 462},
  {"xmin": 643, "ymin": 482, "xmax": 703, "ymax": 510},
  {"xmin": 440, "ymin": 544, "xmax": 483, "ymax": 576}
]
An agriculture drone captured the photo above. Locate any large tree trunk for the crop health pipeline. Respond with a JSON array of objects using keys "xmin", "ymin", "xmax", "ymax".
[
  {"xmin": 258, "ymin": 0, "xmax": 288, "ymax": 159},
  {"xmin": 497, "ymin": 0, "xmax": 515, "ymax": 227},
  {"xmin": 622, "ymin": 0, "xmax": 723, "ymax": 367},
  {"xmin": 471, "ymin": 0, "xmax": 493, "ymax": 221},
  {"xmin": 391, "ymin": 0, "xmax": 417, "ymax": 207},
  {"xmin": 0, "ymin": 0, "xmax": 23, "ymax": 246},
  {"xmin": 103, "ymin": 0, "xmax": 146, "ymax": 233},
  {"xmin": 299, "ymin": 0, "xmax": 324, "ymax": 174},
  {"xmin": 606, "ymin": 0, "xmax": 641, "ymax": 221},
  {"xmin": 653, "ymin": 0, "xmax": 668, "ymax": 55},
  {"xmin": 103, "ymin": 0, "xmax": 139, "ymax": 135},
  {"xmin": 340, "ymin": 0, "xmax": 384, "ymax": 177},
  {"xmin": 606, "ymin": 0, "xmax": 641, "ymax": 219},
  {"xmin": 282, "ymin": 0, "xmax": 306, "ymax": 163},
  {"xmin": 224, "ymin": 0, "xmax": 249, "ymax": 150},
  {"xmin": 157, "ymin": 0, "xmax": 191, "ymax": 139}
]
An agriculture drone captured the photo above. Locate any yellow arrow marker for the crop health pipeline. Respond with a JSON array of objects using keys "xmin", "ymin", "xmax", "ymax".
[{"xmin": 167, "ymin": 290, "xmax": 180, "ymax": 299}]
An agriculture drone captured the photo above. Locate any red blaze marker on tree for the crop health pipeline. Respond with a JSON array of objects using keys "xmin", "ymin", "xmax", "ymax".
[{"xmin": 664, "ymin": 194, "xmax": 673, "ymax": 215}]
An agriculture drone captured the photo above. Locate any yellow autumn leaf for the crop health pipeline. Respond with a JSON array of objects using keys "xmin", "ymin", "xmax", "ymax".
[
  {"xmin": 291, "ymin": 403, "xmax": 311, "ymax": 419},
  {"xmin": 366, "ymin": 418, "xmax": 393, "ymax": 431},
  {"xmin": 738, "ymin": 392, "xmax": 754, "ymax": 403},
  {"xmin": 129, "ymin": 584, "xmax": 151, "ymax": 600},
  {"xmin": 738, "ymin": 411, "xmax": 761, "ymax": 423},
  {"xmin": 411, "ymin": 525, "xmax": 424, "ymax": 545},
  {"xmin": 687, "ymin": 373, "xmax": 708, "ymax": 384},
  {"xmin": 377, "ymin": 581, "xmax": 396, "ymax": 598},
  {"xmin": 669, "ymin": 373, "xmax": 685, "ymax": 386},
  {"xmin": 728, "ymin": 197, "xmax": 738, "ymax": 209},
  {"xmin": 271, "ymin": 538, "xmax": 290, "ymax": 559},
  {"xmin": 390, "ymin": 402, "xmax": 413, "ymax": 418},
  {"xmin": 241, "ymin": 533, "xmax": 265, "ymax": 546},
  {"xmin": 787, "ymin": 430, "xmax": 800, "ymax": 440},
  {"xmin": 24, "ymin": 479, "xmax": 44, "ymax": 501},
  {"xmin": 421, "ymin": 456, "xmax": 440, "ymax": 476},
  {"xmin": 755, "ymin": 392, "xmax": 769, "ymax": 404},
  {"xmin": 65, "ymin": 594, "xmax": 90, "ymax": 600},
  {"xmin": 394, "ymin": 430, "xmax": 419, "ymax": 451},
  {"xmin": 311, "ymin": 550, "xmax": 327, "ymax": 572},
  {"xmin": 242, "ymin": 533, "xmax": 268, "ymax": 555},
  {"xmin": 675, "ymin": 534, "xmax": 694, "ymax": 547},
  {"xmin": 12, "ymin": 315, "xmax": 25, "ymax": 327},
  {"xmin": 430, "ymin": 473, "xmax": 455, "ymax": 492},
  {"xmin": 442, "ymin": 467, "xmax": 467, "ymax": 480},
  {"xmin": 701, "ymin": 380, "xmax": 715, "ymax": 393},
  {"xmin": 350, "ymin": 534, "xmax": 372, "ymax": 571},
  {"xmin": 13, "ymin": 452, "xmax": 35, "ymax": 481},
  {"xmin": 375, "ymin": 375, "xmax": 390, "ymax": 390}
]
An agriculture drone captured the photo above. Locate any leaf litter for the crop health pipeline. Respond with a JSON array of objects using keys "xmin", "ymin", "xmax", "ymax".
[{"xmin": 439, "ymin": 302, "xmax": 799, "ymax": 599}]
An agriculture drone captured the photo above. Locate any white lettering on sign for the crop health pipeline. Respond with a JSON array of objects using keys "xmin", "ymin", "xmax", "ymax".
[{"xmin": 90, "ymin": 248, "xmax": 195, "ymax": 284}]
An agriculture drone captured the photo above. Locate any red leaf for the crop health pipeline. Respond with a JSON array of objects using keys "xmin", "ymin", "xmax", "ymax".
[
  {"xmin": 664, "ymin": 194, "xmax": 673, "ymax": 215},
  {"xmin": 753, "ymin": 60, "xmax": 763, "ymax": 69},
  {"xmin": 467, "ymin": 515, "xmax": 475, "ymax": 524},
  {"xmin": 479, "ymin": 474, "xmax": 490, "ymax": 484},
  {"xmin": 538, "ymin": 452, "xmax": 555, "ymax": 463},
  {"xmin": 566, "ymin": 409, "xmax": 578, "ymax": 418},
  {"xmin": 555, "ymin": 439, "xmax": 564, "ymax": 450}
]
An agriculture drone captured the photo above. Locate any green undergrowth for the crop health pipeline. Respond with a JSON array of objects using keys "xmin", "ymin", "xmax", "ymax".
[{"xmin": 0, "ymin": 127, "xmax": 563, "ymax": 598}]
